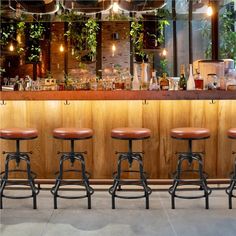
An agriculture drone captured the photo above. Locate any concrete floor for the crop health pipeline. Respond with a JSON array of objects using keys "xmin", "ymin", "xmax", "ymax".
[{"xmin": 0, "ymin": 187, "xmax": 236, "ymax": 236}]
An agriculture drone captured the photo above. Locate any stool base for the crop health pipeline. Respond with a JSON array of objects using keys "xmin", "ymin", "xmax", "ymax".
[
  {"xmin": 169, "ymin": 150, "xmax": 212, "ymax": 209},
  {"xmin": 109, "ymin": 143, "xmax": 152, "ymax": 209},
  {"xmin": 51, "ymin": 151, "xmax": 94, "ymax": 209},
  {"xmin": 0, "ymin": 151, "xmax": 39, "ymax": 209},
  {"xmin": 226, "ymin": 158, "xmax": 236, "ymax": 209}
]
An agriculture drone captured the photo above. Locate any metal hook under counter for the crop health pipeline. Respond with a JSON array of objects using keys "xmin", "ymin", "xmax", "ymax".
[
  {"xmin": 142, "ymin": 100, "xmax": 149, "ymax": 105},
  {"xmin": 209, "ymin": 100, "xmax": 216, "ymax": 104},
  {"xmin": 0, "ymin": 100, "xmax": 7, "ymax": 105},
  {"xmin": 64, "ymin": 100, "xmax": 70, "ymax": 106}
]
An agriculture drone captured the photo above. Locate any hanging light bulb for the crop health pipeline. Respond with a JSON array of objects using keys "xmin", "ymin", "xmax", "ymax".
[
  {"xmin": 112, "ymin": 43, "xmax": 116, "ymax": 57},
  {"xmin": 207, "ymin": 4, "xmax": 213, "ymax": 16},
  {"xmin": 112, "ymin": 2, "xmax": 119, "ymax": 13},
  {"xmin": 162, "ymin": 48, "xmax": 167, "ymax": 57},
  {"xmin": 59, "ymin": 44, "xmax": 64, "ymax": 52},
  {"xmin": 9, "ymin": 43, "xmax": 14, "ymax": 52}
]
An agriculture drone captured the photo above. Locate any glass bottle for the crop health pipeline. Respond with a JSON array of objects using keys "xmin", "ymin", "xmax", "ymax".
[
  {"xmin": 132, "ymin": 63, "xmax": 140, "ymax": 90},
  {"xmin": 141, "ymin": 62, "xmax": 149, "ymax": 90},
  {"xmin": 187, "ymin": 64, "xmax": 195, "ymax": 90},
  {"xmin": 160, "ymin": 73, "xmax": 169, "ymax": 91},
  {"xmin": 149, "ymin": 71, "xmax": 158, "ymax": 90},
  {"xmin": 178, "ymin": 64, "xmax": 187, "ymax": 90},
  {"xmin": 194, "ymin": 69, "xmax": 204, "ymax": 90}
]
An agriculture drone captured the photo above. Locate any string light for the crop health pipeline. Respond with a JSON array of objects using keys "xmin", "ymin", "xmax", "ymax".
[
  {"xmin": 9, "ymin": 43, "xmax": 14, "ymax": 52},
  {"xmin": 59, "ymin": 44, "xmax": 64, "ymax": 52},
  {"xmin": 112, "ymin": 2, "xmax": 119, "ymax": 13}
]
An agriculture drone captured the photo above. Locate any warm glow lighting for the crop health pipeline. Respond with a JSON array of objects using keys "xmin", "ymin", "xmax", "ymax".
[
  {"xmin": 59, "ymin": 44, "xmax": 64, "ymax": 52},
  {"xmin": 162, "ymin": 48, "xmax": 167, "ymax": 56},
  {"xmin": 9, "ymin": 44, "xmax": 14, "ymax": 52},
  {"xmin": 112, "ymin": 43, "xmax": 116, "ymax": 56},
  {"xmin": 112, "ymin": 2, "xmax": 119, "ymax": 13},
  {"xmin": 207, "ymin": 5, "xmax": 213, "ymax": 16}
]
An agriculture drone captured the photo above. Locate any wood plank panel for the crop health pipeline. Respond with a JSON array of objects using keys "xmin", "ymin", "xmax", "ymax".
[{"xmin": 1, "ymin": 100, "xmax": 236, "ymax": 180}]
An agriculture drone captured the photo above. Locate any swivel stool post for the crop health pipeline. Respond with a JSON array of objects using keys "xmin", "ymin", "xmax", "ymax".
[
  {"xmin": 169, "ymin": 127, "xmax": 212, "ymax": 209},
  {"xmin": 0, "ymin": 128, "xmax": 39, "ymax": 209},
  {"xmin": 109, "ymin": 128, "xmax": 152, "ymax": 209},
  {"xmin": 51, "ymin": 128, "xmax": 94, "ymax": 209},
  {"xmin": 226, "ymin": 128, "xmax": 236, "ymax": 209}
]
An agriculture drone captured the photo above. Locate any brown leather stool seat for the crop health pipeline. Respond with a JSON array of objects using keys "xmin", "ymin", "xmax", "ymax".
[
  {"xmin": 111, "ymin": 127, "xmax": 151, "ymax": 140},
  {"xmin": 0, "ymin": 128, "xmax": 38, "ymax": 140},
  {"xmin": 228, "ymin": 128, "xmax": 236, "ymax": 139},
  {"xmin": 53, "ymin": 128, "xmax": 93, "ymax": 139},
  {"xmin": 171, "ymin": 127, "xmax": 210, "ymax": 140}
]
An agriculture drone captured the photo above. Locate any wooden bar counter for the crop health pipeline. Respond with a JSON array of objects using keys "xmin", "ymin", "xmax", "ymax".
[{"xmin": 1, "ymin": 90, "xmax": 236, "ymax": 182}]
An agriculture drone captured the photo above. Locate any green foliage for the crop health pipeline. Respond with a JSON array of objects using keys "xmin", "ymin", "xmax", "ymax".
[
  {"xmin": 155, "ymin": 9, "xmax": 170, "ymax": 45},
  {"xmin": 0, "ymin": 24, "xmax": 15, "ymax": 45},
  {"xmin": 130, "ymin": 19, "xmax": 145, "ymax": 59},
  {"xmin": 219, "ymin": 10, "xmax": 236, "ymax": 63},
  {"xmin": 85, "ymin": 18, "xmax": 100, "ymax": 57},
  {"xmin": 29, "ymin": 23, "xmax": 45, "ymax": 40},
  {"xmin": 27, "ymin": 23, "xmax": 45, "ymax": 63},
  {"xmin": 202, "ymin": 8, "xmax": 236, "ymax": 63},
  {"xmin": 157, "ymin": 59, "xmax": 168, "ymax": 76},
  {"xmin": 63, "ymin": 12, "xmax": 99, "ymax": 62}
]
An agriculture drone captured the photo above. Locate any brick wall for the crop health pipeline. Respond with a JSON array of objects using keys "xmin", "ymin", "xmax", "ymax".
[{"xmin": 101, "ymin": 21, "xmax": 130, "ymax": 74}]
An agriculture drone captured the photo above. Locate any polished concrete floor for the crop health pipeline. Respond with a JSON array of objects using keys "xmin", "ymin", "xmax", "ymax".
[{"xmin": 0, "ymin": 186, "xmax": 236, "ymax": 236}]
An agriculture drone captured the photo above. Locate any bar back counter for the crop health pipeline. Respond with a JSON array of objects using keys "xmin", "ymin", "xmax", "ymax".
[{"xmin": 1, "ymin": 90, "xmax": 236, "ymax": 184}]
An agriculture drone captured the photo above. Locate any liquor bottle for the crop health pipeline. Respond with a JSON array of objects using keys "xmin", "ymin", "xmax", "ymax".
[
  {"xmin": 132, "ymin": 63, "xmax": 140, "ymax": 90},
  {"xmin": 178, "ymin": 64, "xmax": 187, "ymax": 90},
  {"xmin": 160, "ymin": 73, "xmax": 169, "ymax": 91},
  {"xmin": 149, "ymin": 71, "xmax": 158, "ymax": 90},
  {"xmin": 194, "ymin": 69, "xmax": 204, "ymax": 90},
  {"xmin": 187, "ymin": 64, "xmax": 195, "ymax": 90}
]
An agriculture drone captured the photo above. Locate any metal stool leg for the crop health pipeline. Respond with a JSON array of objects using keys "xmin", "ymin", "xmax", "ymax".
[
  {"xmin": 137, "ymin": 155, "xmax": 149, "ymax": 209},
  {"xmin": 0, "ymin": 155, "xmax": 11, "ymax": 209},
  {"xmin": 52, "ymin": 156, "xmax": 65, "ymax": 209},
  {"xmin": 24, "ymin": 156, "xmax": 37, "ymax": 209},
  {"xmin": 111, "ymin": 156, "xmax": 122, "ymax": 209},
  {"xmin": 80, "ymin": 156, "xmax": 92, "ymax": 209}
]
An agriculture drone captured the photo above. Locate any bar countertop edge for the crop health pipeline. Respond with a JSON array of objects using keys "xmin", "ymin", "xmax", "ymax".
[{"xmin": 1, "ymin": 90, "xmax": 236, "ymax": 100}]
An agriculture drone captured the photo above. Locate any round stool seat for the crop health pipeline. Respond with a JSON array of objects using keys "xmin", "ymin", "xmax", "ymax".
[
  {"xmin": 228, "ymin": 128, "xmax": 236, "ymax": 139},
  {"xmin": 0, "ymin": 128, "xmax": 38, "ymax": 140},
  {"xmin": 111, "ymin": 127, "xmax": 151, "ymax": 140},
  {"xmin": 171, "ymin": 127, "xmax": 210, "ymax": 140},
  {"xmin": 53, "ymin": 128, "xmax": 93, "ymax": 139}
]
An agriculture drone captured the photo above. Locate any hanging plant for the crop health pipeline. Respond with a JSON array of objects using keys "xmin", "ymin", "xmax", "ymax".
[
  {"xmin": 26, "ymin": 22, "xmax": 45, "ymax": 63},
  {"xmin": 84, "ymin": 18, "xmax": 99, "ymax": 60},
  {"xmin": 130, "ymin": 18, "xmax": 146, "ymax": 62},
  {"xmin": 0, "ymin": 24, "xmax": 15, "ymax": 46},
  {"xmin": 62, "ymin": 11, "xmax": 99, "ymax": 63},
  {"xmin": 155, "ymin": 9, "xmax": 170, "ymax": 45}
]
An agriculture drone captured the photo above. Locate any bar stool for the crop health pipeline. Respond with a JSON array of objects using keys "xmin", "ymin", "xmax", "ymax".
[
  {"xmin": 0, "ymin": 128, "xmax": 39, "ymax": 209},
  {"xmin": 109, "ymin": 127, "xmax": 152, "ymax": 209},
  {"xmin": 51, "ymin": 128, "xmax": 94, "ymax": 209},
  {"xmin": 169, "ymin": 127, "xmax": 212, "ymax": 209},
  {"xmin": 226, "ymin": 128, "xmax": 236, "ymax": 209}
]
